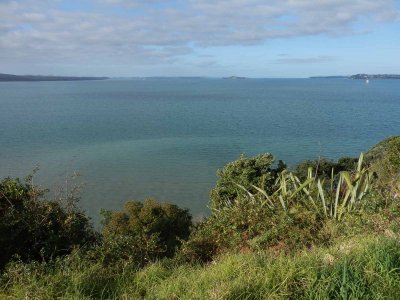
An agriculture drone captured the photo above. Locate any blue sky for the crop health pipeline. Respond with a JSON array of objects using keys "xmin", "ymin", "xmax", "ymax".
[{"xmin": 0, "ymin": 0, "xmax": 399, "ymax": 77}]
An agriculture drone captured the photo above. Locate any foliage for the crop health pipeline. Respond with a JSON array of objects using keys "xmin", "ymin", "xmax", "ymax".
[
  {"xmin": 100, "ymin": 198, "xmax": 192, "ymax": 266},
  {"xmin": 294, "ymin": 156, "xmax": 358, "ymax": 180},
  {"xmin": 0, "ymin": 177, "xmax": 97, "ymax": 270},
  {"xmin": 264, "ymin": 153, "xmax": 374, "ymax": 220},
  {"xmin": 181, "ymin": 153, "xmax": 376, "ymax": 262},
  {"xmin": 179, "ymin": 196, "xmax": 327, "ymax": 263},
  {"xmin": 210, "ymin": 153, "xmax": 286, "ymax": 211}
]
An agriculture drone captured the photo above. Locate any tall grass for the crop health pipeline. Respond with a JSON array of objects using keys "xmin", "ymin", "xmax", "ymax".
[
  {"xmin": 1, "ymin": 236, "xmax": 400, "ymax": 299},
  {"xmin": 114, "ymin": 236, "xmax": 400, "ymax": 299}
]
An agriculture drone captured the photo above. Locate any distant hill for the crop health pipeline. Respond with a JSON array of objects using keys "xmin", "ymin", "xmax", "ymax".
[
  {"xmin": 310, "ymin": 74, "xmax": 400, "ymax": 79},
  {"xmin": 309, "ymin": 76, "xmax": 348, "ymax": 79},
  {"xmin": 0, "ymin": 73, "xmax": 109, "ymax": 82},
  {"xmin": 223, "ymin": 76, "xmax": 247, "ymax": 79},
  {"xmin": 350, "ymin": 74, "xmax": 400, "ymax": 79}
]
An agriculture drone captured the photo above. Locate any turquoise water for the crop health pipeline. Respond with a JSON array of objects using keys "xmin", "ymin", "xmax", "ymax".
[{"xmin": 0, "ymin": 78, "xmax": 399, "ymax": 220}]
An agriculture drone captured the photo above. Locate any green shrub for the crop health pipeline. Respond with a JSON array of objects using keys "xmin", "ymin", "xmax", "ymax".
[
  {"xmin": 0, "ymin": 177, "xmax": 97, "ymax": 270},
  {"xmin": 180, "ymin": 195, "xmax": 328, "ymax": 263},
  {"xmin": 181, "ymin": 153, "xmax": 379, "ymax": 263},
  {"xmin": 210, "ymin": 153, "xmax": 286, "ymax": 210},
  {"xmin": 100, "ymin": 199, "xmax": 192, "ymax": 266},
  {"xmin": 294, "ymin": 157, "xmax": 358, "ymax": 180}
]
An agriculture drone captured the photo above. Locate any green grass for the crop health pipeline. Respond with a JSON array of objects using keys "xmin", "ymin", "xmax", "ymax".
[
  {"xmin": 2, "ymin": 235, "xmax": 400, "ymax": 299},
  {"xmin": 132, "ymin": 236, "xmax": 400, "ymax": 300}
]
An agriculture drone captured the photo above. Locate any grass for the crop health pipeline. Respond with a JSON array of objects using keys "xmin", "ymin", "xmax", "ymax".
[
  {"xmin": 133, "ymin": 235, "xmax": 400, "ymax": 299},
  {"xmin": 1, "ymin": 235, "xmax": 400, "ymax": 299}
]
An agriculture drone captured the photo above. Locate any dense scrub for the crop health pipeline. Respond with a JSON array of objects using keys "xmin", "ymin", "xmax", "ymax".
[
  {"xmin": 0, "ymin": 176, "xmax": 97, "ymax": 270},
  {"xmin": 1, "ymin": 136, "xmax": 400, "ymax": 299},
  {"xmin": 293, "ymin": 156, "xmax": 358, "ymax": 180},
  {"xmin": 96, "ymin": 199, "xmax": 192, "ymax": 267},
  {"xmin": 210, "ymin": 153, "xmax": 286, "ymax": 210}
]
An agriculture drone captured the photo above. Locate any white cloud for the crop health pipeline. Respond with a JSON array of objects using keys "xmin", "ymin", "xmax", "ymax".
[
  {"xmin": 275, "ymin": 55, "xmax": 337, "ymax": 64},
  {"xmin": 0, "ymin": 0, "xmax": 398, "ymax": 71}
]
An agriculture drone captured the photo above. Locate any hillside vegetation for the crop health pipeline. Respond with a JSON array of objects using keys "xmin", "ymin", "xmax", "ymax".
[{"xmin": 1, "ymin": 136, "xmax": 400, "ymax": 299}]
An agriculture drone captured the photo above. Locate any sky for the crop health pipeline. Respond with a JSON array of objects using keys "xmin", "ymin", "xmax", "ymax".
[{"xmin": 0, "ymin": 0, "xmax": 400, "ymax": 77}]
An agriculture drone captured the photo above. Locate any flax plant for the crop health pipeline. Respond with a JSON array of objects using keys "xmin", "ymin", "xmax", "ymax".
[{"xmin": 238, "ymin": 153, "xmax": 374, "ymax": 220}]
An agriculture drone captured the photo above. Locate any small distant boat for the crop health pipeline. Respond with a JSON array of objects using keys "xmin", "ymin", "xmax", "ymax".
[{"xmin": 366, "ymin": 79, "xmax": 369, "ymax": 84}]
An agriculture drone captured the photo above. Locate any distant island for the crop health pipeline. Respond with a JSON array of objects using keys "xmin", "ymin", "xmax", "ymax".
[
  {"xmin": 310, "ymin": 74, "xmax": 400, "ymax": 79},
  {"xmin": 0, "ymin": 73, "xmax": 109, "ymax": 82},
  {"xmin": 350, "ymin": 74, "xmax": 400, "ymax": 79},
  {"xmin": 309, "ymin": 76, "xmax": 348, "ymax": 79},
  {"xmin": 223, "ymin": 76, "xmax": 247, "ymax": 80}
]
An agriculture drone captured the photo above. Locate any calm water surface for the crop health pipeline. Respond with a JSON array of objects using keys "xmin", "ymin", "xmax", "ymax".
[{"xmin": 0, "ymin": 78, "xmax": 399, "ymax": 221}]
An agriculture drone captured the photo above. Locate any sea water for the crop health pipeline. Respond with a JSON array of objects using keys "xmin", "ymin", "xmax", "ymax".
[{"xmin": 0, "ymin": 78, "xmax": 399, "ymax": 221}]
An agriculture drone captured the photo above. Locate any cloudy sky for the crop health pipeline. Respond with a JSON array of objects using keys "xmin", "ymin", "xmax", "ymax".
[{"xmin": 1, "ymin": 0, "xmax": 399, "ymax": 77}]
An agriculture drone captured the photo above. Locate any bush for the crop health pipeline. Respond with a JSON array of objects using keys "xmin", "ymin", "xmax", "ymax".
[
  {"xmin": 180, "ymin": 195, "xmax": 328, "ymax": 263},
  {"xmin": 100, "ymin": 198, "xmax": 192, "ymax": 266},
  {"xmin": 293, "ymin": 157, "xmax": 358, "ymax": 180},
  {"xmin": 0, "ymin": 177, "xmax": 97, "ymax": 270},
  {"xmin": 210, "ymin": 153, "xmax": 286, "ymax": 210},
  {"xmin": 181, "ymin": 152, "xmax": 383, "ymax": 263}
]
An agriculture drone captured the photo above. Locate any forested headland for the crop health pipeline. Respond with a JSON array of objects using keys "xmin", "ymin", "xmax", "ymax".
[{"xmin": 0, "ymin": 73, "xmax": 108, "ymax": 82}]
